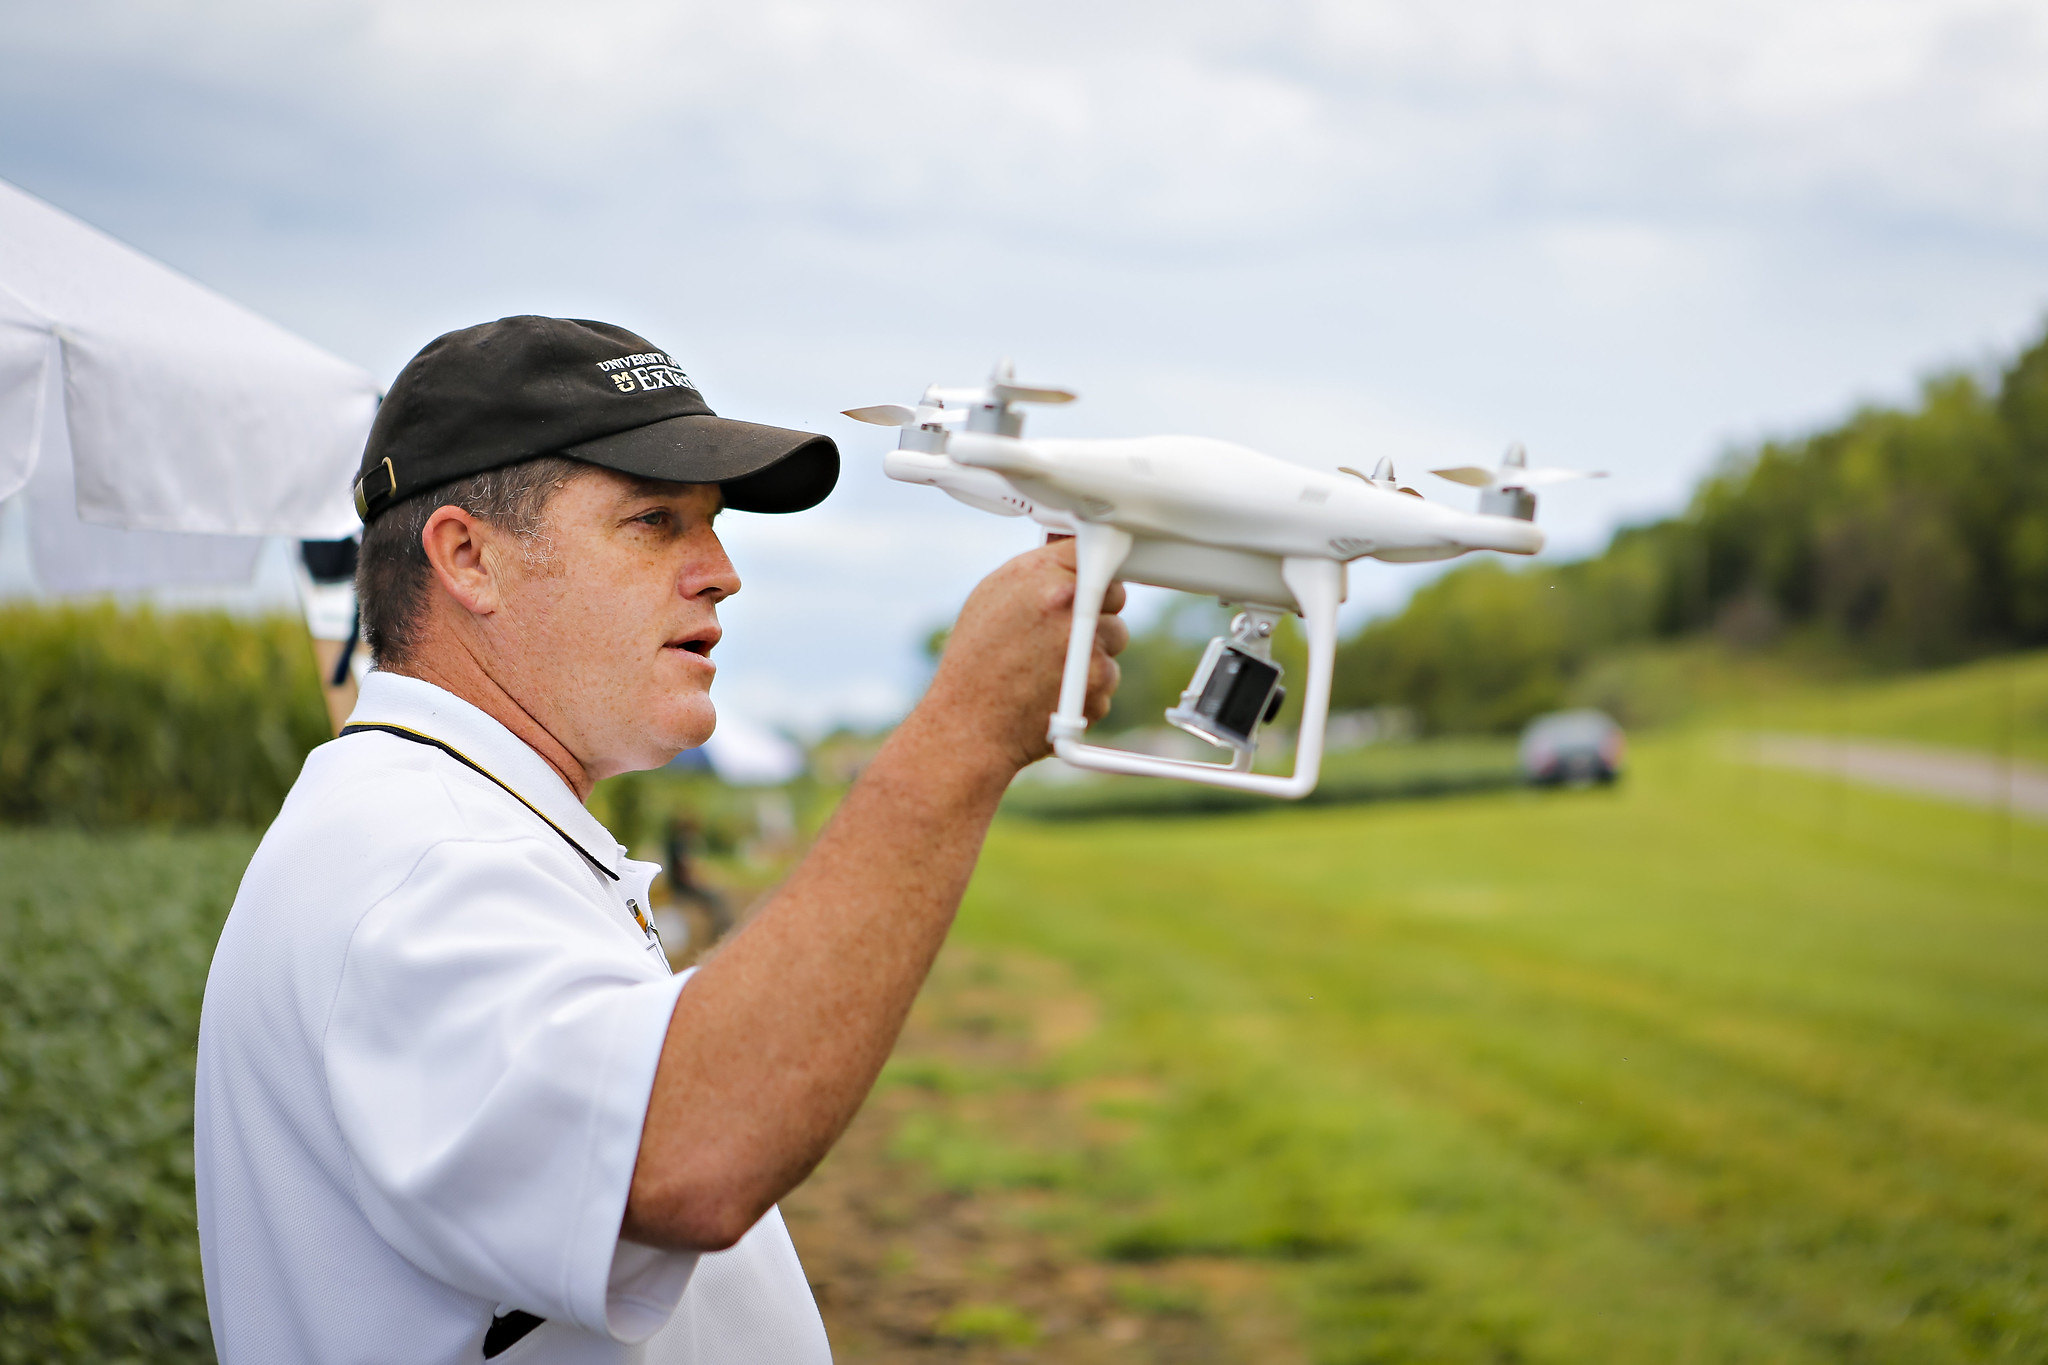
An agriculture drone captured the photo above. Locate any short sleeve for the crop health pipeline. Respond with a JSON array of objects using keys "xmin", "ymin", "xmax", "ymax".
[{"xmin": 324, "ymin": 835, "xmax": 693, "ymax": 1339}]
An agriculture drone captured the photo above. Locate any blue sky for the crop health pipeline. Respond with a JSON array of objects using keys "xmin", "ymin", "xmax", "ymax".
[{"xmin": 5, "ymin": 0, "xmax": 2048, "ymax": 730}]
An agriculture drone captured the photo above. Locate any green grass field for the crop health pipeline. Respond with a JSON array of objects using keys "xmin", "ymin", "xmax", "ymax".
[
  {"xmin": 1742, "ymin": 648, "xmax": 2048, "ymax": 766},
  {"xmin": 5, "ymin": 653, "xmax": 2046, "ymax": 1361},
  {"xmin": 918, "ymin": 735, "xmax": 2048, "ymax": 1363},
  {"xmin": 1577, "ymin": 643, "xmax": 2048, "ymax": 766}
]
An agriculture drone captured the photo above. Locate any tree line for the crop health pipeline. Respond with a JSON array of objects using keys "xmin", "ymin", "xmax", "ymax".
[{"xmin": 1101, "ymin": 320, "xmax": 2048, "ymax": 736}]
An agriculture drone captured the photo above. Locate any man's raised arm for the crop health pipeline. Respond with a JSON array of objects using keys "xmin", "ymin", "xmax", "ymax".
[{"xmin": 623, "ymin": 537, "xmax": 1128, "ymax": 1250}]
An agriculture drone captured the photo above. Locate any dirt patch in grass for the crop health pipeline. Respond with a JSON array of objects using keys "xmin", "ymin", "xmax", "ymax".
[{"xmin": 782, "ymin": 947, "xmax": 1306, "ymax": 1364}]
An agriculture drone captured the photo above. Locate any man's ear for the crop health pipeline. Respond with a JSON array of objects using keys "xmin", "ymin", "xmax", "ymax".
[{"xmin": 420, "ymin": 506, "xmax": 502, "ymax": 618}]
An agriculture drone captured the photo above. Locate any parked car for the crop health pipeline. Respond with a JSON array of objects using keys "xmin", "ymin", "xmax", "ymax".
[{"xmin": 1519, "ymin": 709, "xmax": 1625, "ymax": 786}]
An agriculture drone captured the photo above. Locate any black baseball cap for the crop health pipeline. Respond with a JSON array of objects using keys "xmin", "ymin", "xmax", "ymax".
[{"xmin": 352, "ymin": 316, "xmax": 838, "ymax": 523}]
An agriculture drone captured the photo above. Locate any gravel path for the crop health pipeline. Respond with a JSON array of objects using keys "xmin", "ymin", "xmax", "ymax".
[{"xmin": 1750, "ymin": 734, "xmax": 2048, "ymax": 822}]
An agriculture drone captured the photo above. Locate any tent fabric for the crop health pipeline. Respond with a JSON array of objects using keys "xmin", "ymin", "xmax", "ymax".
[
  {"xmin": 0, "ymin": 177, "xmax": 379, "ymax": 541},
  {"xmin": 663, "ymin": 714, "xmax": 809, "ymax": 786},
  {"xmin": 21, "ymin": 350, "xmax": 261, "ymax": 592},
  {"xmin": 0, "ymin": 315, "xmax": 47, "ymax": 507}
]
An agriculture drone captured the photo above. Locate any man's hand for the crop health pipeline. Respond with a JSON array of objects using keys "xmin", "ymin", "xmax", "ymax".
[
  {"xmin": 918, "ymin": 538, "xmax": 1130, "ymax": 774},
  {"xmin": 623, "ymin": 543, "xmax": 1127, "ymax": 1251}
]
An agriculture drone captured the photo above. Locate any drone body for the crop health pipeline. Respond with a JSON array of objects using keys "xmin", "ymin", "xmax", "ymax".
[{"xmin": 848, "ymin": 365, "xmax": 1601, "ymax": 798}]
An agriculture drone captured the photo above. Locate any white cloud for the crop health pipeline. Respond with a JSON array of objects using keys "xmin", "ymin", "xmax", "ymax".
[
  {"xmin": 4, "ymin": 0, "xmax": 2048, "ymax": 727},
  {"xmin": 22, "ymin": 0, "xmax": 2048, "ymax": 242}
]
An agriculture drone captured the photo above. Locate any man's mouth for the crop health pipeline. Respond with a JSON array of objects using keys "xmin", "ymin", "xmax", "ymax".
[{"xmin": 664, "ymin": 627, "xmax": 720, "ymax": 659}]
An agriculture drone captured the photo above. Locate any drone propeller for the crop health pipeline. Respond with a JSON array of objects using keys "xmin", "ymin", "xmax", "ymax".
[
  {"xmin": 1338, "ymin": 459, "xmax": 1422, "ymax": 498},
  {"xmin": 924, "ymin": 361, "xmax": 1077, "ymax": 411},
  {"xmin": 992, "ymin": 381, "xmax": 1077, "ymax": 405},
  {"xmin": 842, "ymin": 404, "xmax": 921, "ymax": 427},
  {"xmin": 843, "ymin": 397, "xmax": 975, "ymax": 428},
  {"xmin": 1430, "ymin": 442, "xmax": 1606, "ymax": 491},
  {"xmin": 1427, "ymin": 443, "xmax": 1607, "ymax": 522},
  {"xmin": 1432, "ymin": 463, "xmax": 1595, "ymax": 489},
  {"xmin": 987, "ymin": 357, "xmax": 1076, "ymax": 407},
  {"xmin": 844, "ymin": 360, "xmax": 1076, "ymax": 441}
]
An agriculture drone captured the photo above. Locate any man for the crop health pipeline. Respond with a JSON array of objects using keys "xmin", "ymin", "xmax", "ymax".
[{"xmin": 194, "ymin": 316, "xmax": 1127, "ymax": 1362}]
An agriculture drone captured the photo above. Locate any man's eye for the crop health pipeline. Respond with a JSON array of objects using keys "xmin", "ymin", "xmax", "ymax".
[{"xmin": 636, "ymin": 510, "xmax": 672, "ymax": 528}]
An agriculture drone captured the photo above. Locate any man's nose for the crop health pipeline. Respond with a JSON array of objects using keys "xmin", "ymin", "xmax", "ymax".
[{"xmin": 692, "ymin": 535, "xmax": 741, "ymax": 602}]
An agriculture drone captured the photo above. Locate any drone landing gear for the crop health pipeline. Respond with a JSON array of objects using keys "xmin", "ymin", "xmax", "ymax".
[{"xmin": 1048, "ymin": 523, "xmax": 1343, "ymax": 798}]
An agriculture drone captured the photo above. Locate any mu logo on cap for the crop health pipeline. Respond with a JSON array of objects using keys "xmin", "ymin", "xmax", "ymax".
[{"xmin": 596, "ymin": 352, "xmax": 699, "ymax": 396}]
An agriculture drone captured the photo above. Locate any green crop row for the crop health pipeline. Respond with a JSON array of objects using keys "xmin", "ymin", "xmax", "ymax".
[
  {"xmin": 0, "ymin": 603, "xmax": 329, "ymax": 828},
  {"xmin": 0, "ymin": 828, "xmax": 259, "ymax": 1364}
]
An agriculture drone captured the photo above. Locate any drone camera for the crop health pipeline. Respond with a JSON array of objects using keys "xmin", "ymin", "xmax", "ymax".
[{"xmin": 1166, "ymin": 638, "xmax": 1286, "ymax": 754}]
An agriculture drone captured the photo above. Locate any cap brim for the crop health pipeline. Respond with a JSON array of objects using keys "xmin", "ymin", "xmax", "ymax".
[{"xmin": 562, "ymin": 413, "xmax": 839, "ymax": 513}]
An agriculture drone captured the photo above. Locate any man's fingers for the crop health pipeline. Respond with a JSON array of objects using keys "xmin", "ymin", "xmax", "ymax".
[
  {"xmin": 1089, "ymin": 650, "xmax": 1122, "ymax": 724},
  {"xmin": 1083, "ymin": 650, "xmax": 1121, "ymax": 723},
  {"xmin": 941, "ymin": 535, "xmax": 1132, "ymax": 758}
]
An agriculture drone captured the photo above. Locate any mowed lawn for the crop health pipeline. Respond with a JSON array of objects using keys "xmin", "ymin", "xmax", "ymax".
[
  {"xmin": 930, "ymin": 739, "xmax": 2048, "ymax": 1363},
  {"xmin": 1737, "ymin": 647, "xmax": 2048, "ymax": 766},
  {"xmin": 5, "ymin": 729, "xmax": 2046, "ymax": 1362}
]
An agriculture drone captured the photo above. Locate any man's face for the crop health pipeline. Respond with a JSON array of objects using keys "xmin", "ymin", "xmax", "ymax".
[{"xmin": 481, "ymin": 469, "xmax": 736, "ymax": 784}]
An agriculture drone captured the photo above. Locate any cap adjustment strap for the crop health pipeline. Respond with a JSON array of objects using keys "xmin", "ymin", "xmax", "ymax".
[{"xmin": 353, "ymin": 457, "xmax": 397, "ymax": 521}]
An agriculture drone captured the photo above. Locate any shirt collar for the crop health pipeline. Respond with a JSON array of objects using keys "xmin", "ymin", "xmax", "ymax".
[{"xmin": 346, "ymin": 670, "xmax": 625, "ymax": 878}]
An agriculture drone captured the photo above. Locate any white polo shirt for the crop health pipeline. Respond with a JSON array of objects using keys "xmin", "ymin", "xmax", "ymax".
[{"xmin": 195, "ymin": 671, "xmax": 831, "ymax": 1364}]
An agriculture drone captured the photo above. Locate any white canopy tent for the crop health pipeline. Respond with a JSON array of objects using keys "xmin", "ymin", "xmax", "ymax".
[
  {"xmin": 0, "ymin": 176, "xmax": 379, "ymax": 593},
  {"xmin": 0, "ymin": 180, "xmax": 792, "ymax": 784},
  {"xmin": 666, "ymin": 713, "xmax": 810, "ymax": 787}
]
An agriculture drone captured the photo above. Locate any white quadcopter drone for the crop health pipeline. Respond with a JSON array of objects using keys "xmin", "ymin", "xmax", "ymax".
[{"xmin": 846, "ymin": 364, "xmax": 1604, "ymax": 798}]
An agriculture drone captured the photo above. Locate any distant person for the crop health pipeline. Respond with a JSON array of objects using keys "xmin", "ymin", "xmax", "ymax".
[
  {"xmin": 193, "ymin": 316, "xmax": 1127, "ymax": 1364},
  {"xmin": 295, "ymin": 535, "xmax": 361, "ymax": 734}
]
